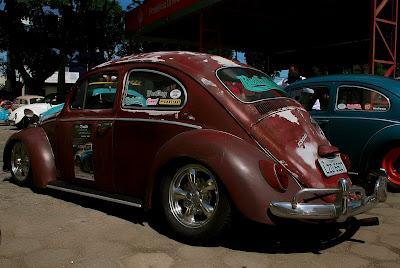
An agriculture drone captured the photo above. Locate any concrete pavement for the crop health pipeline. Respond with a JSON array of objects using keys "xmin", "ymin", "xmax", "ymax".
[{"xmin": 0, "ymin": 125, "xmax": 399, "ymax": 267}]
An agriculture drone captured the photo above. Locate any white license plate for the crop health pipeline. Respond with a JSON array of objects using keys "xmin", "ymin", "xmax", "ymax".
[{"xmin": 318, "ymin": 156, "xmax": 347, "ymax": 177}]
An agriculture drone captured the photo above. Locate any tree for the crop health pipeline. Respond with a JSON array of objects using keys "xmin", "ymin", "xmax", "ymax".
[{"xmin": 0, "ymin": 0, "xmax": 125, "ymax": 95}]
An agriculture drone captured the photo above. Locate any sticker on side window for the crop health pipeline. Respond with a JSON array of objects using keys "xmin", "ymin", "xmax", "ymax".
[
  {"xmin": 73, "ymin": 124, "xmax": 94, "ymax": 181},
  {"xmin": 159, "ymin": 99, "xmax": 181, "ymax": 105}
]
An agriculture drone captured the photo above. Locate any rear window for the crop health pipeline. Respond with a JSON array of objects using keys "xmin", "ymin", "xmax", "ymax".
[{"xmin": 217, "ymin": 67, "xmax": 287, "ymax": 102}]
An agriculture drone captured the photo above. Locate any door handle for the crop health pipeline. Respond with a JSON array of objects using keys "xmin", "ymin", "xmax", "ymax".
[{"xmin": 97, "ymin": 121, "xmax": 113, "ymax": 136}]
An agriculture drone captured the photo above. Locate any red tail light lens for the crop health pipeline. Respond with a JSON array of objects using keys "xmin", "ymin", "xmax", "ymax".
[
  {"xmin": 259, "ymin": 160, "xmax": 289, "ymax": 192},
  {"xmin": 340, "ymin": 153, "xmax": 352, "ymax": 171}
]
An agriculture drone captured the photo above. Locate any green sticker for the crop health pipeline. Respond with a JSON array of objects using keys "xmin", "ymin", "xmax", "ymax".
[{"xmin": 237, "ymin": 75, "xmax": 280, "ymax": 92}]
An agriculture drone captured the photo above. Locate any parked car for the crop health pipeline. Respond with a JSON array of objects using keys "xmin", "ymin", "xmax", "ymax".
[
  {"xmin": 8, "ymin": 93, "xmax": 67, "ymax": 129},
  {"xmin": 285, "ymin": 74, "xmax": 400, "ymax": 190},
  {"xmin": 38, "ymin": 103, "xmax": 64, "ymax": 123},
  {"xmin": 0, "ymin": 107, "xmax": 10, "ymax": 122},
  {"xmin": 1, "ymin": 100, "xmax": 13, "ymax": 110},
  {"xmin": 2, "ymin": 52, "xmax": 387, "ymax": 243},
  {"xmin": 12, "ymin": 95, "xmax": 44, "ymax": 110}
]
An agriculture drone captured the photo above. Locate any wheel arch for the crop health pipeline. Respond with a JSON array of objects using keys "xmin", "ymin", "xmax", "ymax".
[
  {"xmin": 3, "ymin": 127, "xmax": 57, "ymax": 188},
  {"xmin": 359, "ymin": 124, "xmax": 400, "ymax": 175},
  {"xmin": 144, "ymin": 129, "xmax": 300, "ymax": 224}
]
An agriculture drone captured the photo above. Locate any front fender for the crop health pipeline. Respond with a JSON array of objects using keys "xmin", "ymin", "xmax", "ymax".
[
  {"xmin": 146, "ymin": 129, "xmax": 301, "ymax": 224},
  {"xmin": 360, "ymin": 124, "xmax": 400, "ymax": 173},
  {"xmin": 3, "ymin": 127, "xmax": 56, "ymax": 188}
]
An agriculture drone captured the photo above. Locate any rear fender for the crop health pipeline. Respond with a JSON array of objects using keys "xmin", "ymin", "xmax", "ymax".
[
  {"xmin": 3, "ymin": 127, "xmax": 56, "ymax": 188},
  {"xmin": 146, "ymin": 129, "xmax": 301, "ymax": 224},
  {"xmin": 360, "ymin": 124, "xmax": 400, "ymax": 174}
]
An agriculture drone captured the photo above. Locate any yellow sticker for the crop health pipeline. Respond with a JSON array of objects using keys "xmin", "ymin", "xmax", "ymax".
[{"xmin": 159, "ymin": 99, "xmax": 181, "ymax": 105}]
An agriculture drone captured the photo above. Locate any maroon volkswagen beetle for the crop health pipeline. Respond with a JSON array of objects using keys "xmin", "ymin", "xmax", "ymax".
[{"xmin": 3, "ymin": 52, "xmax": 387, "ymax": 243}]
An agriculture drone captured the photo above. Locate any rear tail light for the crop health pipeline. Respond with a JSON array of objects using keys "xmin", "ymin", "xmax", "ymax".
[
  {"xmin": 259, "ymin": 160, "xmax": 289, "ymax": 192},
  {"xmin": 340, "ymin": 153, "xmax": 352, "ymax": 171}
]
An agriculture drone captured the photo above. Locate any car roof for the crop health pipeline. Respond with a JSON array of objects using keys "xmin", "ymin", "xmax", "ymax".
[
  {"xmin": 93, "ymin": 51, "xmax": 243, "ymax": 76},
  {"xmin": 16, "ymin": 95, "xmax": 44, "ymax": 100},
  {"xmin": 287, "ymin": 74, "xmax": 400, "ymax": 91}
]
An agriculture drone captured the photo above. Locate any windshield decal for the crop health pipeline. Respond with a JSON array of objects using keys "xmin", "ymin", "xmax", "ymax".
[{"xmin": 237, "ymin": 75, "xmax": 281, "ymax": 92}]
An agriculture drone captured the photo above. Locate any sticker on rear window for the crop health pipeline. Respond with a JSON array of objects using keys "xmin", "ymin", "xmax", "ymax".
[{"xmin": 237, "ymin": 75, "xmax": 280, "ymax": 92}]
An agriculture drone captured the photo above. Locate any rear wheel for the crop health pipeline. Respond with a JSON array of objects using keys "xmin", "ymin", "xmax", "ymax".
[
  {"xmin": 159, "ymin": 164, "xmax": 232, "ymax": 244},
  {"xmin": 10, "ymin": 141, "xmax": 31, "ymax": 185},
  {"xmin": 381, "ymin": 147, "xmax": 400, "ymax": 191}
]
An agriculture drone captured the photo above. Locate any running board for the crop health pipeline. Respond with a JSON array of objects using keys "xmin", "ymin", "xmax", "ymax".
[{"xmin": 46, "ymin": 181, "xmax": 142, "ymax": 208}]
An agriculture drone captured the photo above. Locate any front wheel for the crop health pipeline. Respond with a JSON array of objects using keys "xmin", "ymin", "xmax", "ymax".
[
  {"xmin": 15, "ymin": 116, "xmax": 30, "ymax": 129},
  {"xmin": 10, "ymin": 141, "xmax": 31, "ymax": 185},
  {"xmin": 159, "ymin": 164, "xmax": 232, "ymax": 244}
]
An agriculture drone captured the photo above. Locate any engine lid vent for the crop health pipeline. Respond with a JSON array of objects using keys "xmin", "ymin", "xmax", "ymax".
[{"xmin": 254, "ymin": 99, "xmax": 302, "ymax": 115}]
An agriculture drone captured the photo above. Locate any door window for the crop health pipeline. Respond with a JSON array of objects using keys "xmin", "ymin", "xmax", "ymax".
[
  {"xmin": 122, "ymin": 70, "xmax": 186, "ymax": 110},
  {"xmin": 287, "ymin": 86, "xmax": 330, "ymax": 111},
  {"xmin": 71, "ymin": 73, "xmax": 118, "ymax": 110},
  {"xmin": 336, "ymin": 86, "xmax": 390, "ymax": 112}
]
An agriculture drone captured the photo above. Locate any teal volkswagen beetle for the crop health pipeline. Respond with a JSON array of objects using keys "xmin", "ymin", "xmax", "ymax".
[{"xmin": 285, "ymin": 74, "xmax": 400, "ymax": 190}]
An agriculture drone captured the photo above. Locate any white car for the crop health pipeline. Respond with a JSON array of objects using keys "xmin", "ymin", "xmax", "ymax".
[
  {"xmin": 12, "ymin": 95, "xmax": 44, "ymax": 110},
  {"xmin": 8, "ymin": 93, "xmax": 66, "ymax": 129}
]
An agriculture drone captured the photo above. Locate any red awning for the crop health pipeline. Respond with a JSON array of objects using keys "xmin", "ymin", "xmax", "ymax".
[{"xmin": 126, "ymin": 0, "xmax": 222, "ymax": 33}]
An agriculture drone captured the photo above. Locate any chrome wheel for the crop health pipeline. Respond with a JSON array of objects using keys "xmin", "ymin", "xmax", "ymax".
[
  {"xmin": 11, "ymin": 142, "xmax": 30, "ymax": 183},
  {"xmin": 169, "ymin": 164, "xmax": 219, "ymax": 228}
]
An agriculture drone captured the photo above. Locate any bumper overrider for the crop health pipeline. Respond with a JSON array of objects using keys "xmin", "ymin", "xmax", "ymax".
[{"xmin": 269, "ymin": 170, "xmax": 387, "ymax": 222}]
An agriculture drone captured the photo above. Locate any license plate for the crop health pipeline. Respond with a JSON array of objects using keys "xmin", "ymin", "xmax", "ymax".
[{"xmin": 318, "ymin": 156, "xmax": 347, "ymax": 177}]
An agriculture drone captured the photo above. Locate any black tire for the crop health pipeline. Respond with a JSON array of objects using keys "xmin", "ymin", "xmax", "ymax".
[
  {"xmin": 16, "ymin": 116, "xmax": 30, "ymax": 129},
  {"xmin": 159, "ymin": 164, "xmax": 232, "ymax": 244},
  {"xmin": 31, "ymin": 115, "xmax": 39, "ymax": 126},
  {"xmin": 10, "ymin": 141, "xmax": 32, "ymax": 186}
]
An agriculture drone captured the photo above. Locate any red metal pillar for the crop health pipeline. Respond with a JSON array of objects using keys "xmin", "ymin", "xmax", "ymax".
[{"xmin": 370, "ymin": 0, "xmax": 398, "ymax": 77}]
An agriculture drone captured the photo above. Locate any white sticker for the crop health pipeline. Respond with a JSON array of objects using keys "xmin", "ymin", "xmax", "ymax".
[
  {"xmin": 170, "ymin": 89, "xmax": 181, "ymax": 99},
  {"xmin": 337, "ymin": 103, "xmax": 346, "ymax": 110}
]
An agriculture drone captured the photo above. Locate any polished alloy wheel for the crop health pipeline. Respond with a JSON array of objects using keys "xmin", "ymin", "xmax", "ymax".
[
  {"xmin": 11, "ymin": 142, "xmax": 30, "ymax": 183},
  {"xmin": 381, "ymin": 147, "xmax": 400, "ymax": 187},
  {"xmin": 169, "ymin": 165, "xmax": 219, "ymax": 228}
]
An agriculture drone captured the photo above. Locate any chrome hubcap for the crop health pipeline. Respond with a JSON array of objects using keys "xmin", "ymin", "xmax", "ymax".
[
  {"xmin": 11, "ymin": 142, "xmax": 30, "ymax": 182},
  {"xmin": 169, "ymin": 165, "xmax": 219, "ymax": 228}
]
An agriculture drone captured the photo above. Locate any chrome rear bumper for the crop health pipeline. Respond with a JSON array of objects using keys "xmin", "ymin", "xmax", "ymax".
[{"xmin": 269, "ymin": 170, "xmax": 387, "ymax": 222}]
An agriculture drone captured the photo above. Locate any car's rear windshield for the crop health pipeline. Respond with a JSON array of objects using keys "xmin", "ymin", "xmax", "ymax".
[{"xmin": 217, "ymin": 67, "xmax": 287, "ymax": 102}]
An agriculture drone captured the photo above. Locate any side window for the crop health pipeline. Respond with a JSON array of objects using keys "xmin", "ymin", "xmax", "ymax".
[
  {"xmin": 122, "ymin": 70, "xmax": 186, "ymax": 110},
  {"xmin": 336, "ymin": 86, "xmax": 390, "ymax": 111},
  {"xmin": 288, "ymin": 86, "xmax": 330, "ymax": 111},
  {"xmin": 21, "ymin": 99, "xmax": 28, "ymax": 105},
  {"xmin": 71, "ymin": 73, "xmax": 118, "ymax": 110}
]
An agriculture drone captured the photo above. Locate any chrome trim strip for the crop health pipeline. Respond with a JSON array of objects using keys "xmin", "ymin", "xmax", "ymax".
[
  {"xmin": 347, "ymin": 171, "xmax": 359, "ymax": 176},
  {"xmin": 46, "ymin": 185, "xmax": 142, "ymax": 208},
  {"xmin": 115, "ymin": 118, "xmax": 202, "ymax": 129},
  {"xmin": 313, "ymin": 115, "xmax": 400, "ymax": 125},
  {"xmin": 58, "ymin": 117, "xmax": 202, "ymax": 129}
]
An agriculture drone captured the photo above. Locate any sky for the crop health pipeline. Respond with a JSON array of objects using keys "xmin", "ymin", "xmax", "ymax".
[{"xmin": 119, "ymin": 0, "xmax": 133, "ymax": 10}]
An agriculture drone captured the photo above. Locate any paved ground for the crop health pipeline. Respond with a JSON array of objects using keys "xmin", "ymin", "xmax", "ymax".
[{"xmin": 0, "ymin": 125, "xmax": 399, "ymax": 267}]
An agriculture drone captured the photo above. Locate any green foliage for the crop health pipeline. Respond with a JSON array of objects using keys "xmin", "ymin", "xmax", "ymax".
[{"xmin": 0, "ymin": 0, "xmax": 125, "ymax": 94}]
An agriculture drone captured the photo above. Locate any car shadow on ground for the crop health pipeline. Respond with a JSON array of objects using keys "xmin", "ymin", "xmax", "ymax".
[{"xmin": 30, "ymin": 186, "xmax": 377, "ymax": 254}]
